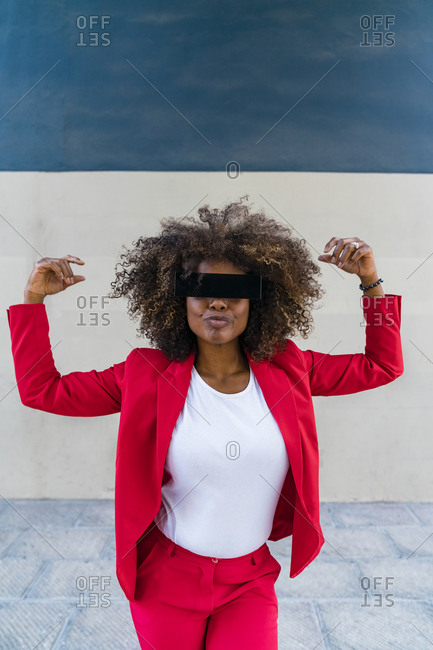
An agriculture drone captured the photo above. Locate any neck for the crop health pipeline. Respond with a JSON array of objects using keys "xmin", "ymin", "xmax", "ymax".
[{"xmin": 194, "ymin": 339, "xmax": 249, "ymax": 378}]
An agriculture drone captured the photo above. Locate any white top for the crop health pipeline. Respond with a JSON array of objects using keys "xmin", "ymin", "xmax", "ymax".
[{"xmin": 155, "ymin": 362, "xmax": 290, "ymax": 558}]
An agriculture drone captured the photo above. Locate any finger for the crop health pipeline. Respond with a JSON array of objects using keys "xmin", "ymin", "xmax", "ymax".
[
  {"xmin": 58, "ymin": 259, "xmax": 75, "ymax": 284},
  {"xmin": 38, "ymin": 258, "xmax": 66, "ymax": 281},
  {"xmin": 62, "ymin": 256, "xmax": 85, "ymax": 283},
  {"xmin": 336, "ymin": 241, "xmax": 362, "ymax": 267},
  {"xmin": 350, "ymin": 244, "xmax": 368, "ymax": 263},
  {"xmin": 63, "ymin": 269, "xmax": 86, "ymax": 285},
  {"xmin": 329, "ymin": 238, "xmax": 360, "ymax": 263},
  {"xmin": 323, "ymin": 236, "xmax": 357, "ymax": 254},
  {"xmin": 63, "ymin": 255, "xmax": 85, "ymax": 265},
  {"xmin": 64, "ymin": 260, "xmax": 76, "ymax": 283},
  {"xmin": 38, "ymin": 257, "xmax": 64, "ymax": 278},
  {"xmin": 69, "ymin": 275, "xmax": 86, "ymax": 284},
  {"xmin": 317, "ymin": 254, "xmax": 334, "ymax": 263},
  {"xmin": 323, "ymin": 237, "xmax": 338, "ymax": 253},
  {"xmin": 329, "ymin": 238, "xmax": 346, "ymax": 263},
  {"xmin": 335, "ymin": 245, "xmax": 350, "ymax": 267}
]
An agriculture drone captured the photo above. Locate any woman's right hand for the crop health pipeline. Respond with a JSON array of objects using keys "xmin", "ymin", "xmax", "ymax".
[{"xmin": 24, "ymin": 255, "xmax": 86, "ymax": 303}]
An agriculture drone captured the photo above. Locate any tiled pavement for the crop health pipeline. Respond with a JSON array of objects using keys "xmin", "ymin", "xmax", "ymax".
[{"xmin": 0, "ymin": 500, "xmax": 432, "ymax": 649}]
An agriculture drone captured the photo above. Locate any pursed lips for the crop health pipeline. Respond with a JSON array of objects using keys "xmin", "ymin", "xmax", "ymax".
[{"xmin": 203, "ymin": 315, "xmax": 232, "ymax": 323}]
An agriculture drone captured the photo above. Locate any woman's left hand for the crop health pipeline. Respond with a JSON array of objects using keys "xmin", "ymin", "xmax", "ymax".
[{"xmin": 317, "ymin": 237, "xmax": 378, "ymax": 277}]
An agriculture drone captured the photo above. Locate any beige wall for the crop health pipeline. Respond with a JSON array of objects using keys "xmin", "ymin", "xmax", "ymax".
[{"xmin": 1, "ymin": 172, "xmax": 430, "ymax": 500}]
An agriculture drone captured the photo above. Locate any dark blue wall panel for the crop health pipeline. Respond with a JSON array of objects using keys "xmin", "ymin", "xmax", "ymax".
[{"xmin": 0, "ymin": 0, "xmax": 432, "ymax": 171}]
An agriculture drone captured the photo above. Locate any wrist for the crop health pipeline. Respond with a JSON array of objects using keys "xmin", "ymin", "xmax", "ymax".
[
  {"xmin": 23, "ymin": 288, "xmax": 45, "ymax": 304},
  {"xmin": 358, "ymin": 272, "xmax": 379, "ymax": 286},
  {"xmin": 358, "ymin": 273, "xmax": 384, "ymax": 297}
]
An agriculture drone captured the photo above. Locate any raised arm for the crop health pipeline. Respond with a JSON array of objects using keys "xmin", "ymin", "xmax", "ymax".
[
  {"xmin": 296, "ymin": 236, "xmax": 403, "ymax": 396},
  {"xmin": 295, "ymin": 294, "xmax": 403, "ymax": 397},
  {"xmin": 6, "ymin": 255, "xmax": 130, "ymax": 416}
]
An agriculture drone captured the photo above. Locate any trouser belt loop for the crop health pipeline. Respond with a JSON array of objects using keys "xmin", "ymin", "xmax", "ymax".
[
  {"xmin": 251, "ymin": 553, "xmax": 257, "ymax": 566},
  {"xmin": 168, "ymin": 540, "xmax": 176, "ymax": 557}
]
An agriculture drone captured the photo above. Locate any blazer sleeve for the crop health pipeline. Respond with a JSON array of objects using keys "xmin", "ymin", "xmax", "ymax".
[
  {"xmin": 6, "ymin": 302, "xmax": 131, "ymax": 417},
  {"xmin": 295, "ymin": 294, "xmax": 404, "ymax": 397}
]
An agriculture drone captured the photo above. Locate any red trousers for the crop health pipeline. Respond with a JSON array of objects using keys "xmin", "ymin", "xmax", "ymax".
[{"xmin": 129, "ymin": 523, "xmax": 282, "ymax": 649}]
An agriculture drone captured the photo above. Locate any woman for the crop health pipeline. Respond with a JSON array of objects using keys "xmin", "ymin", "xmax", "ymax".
[{"xmin": 6, "ymin": 196, "xmax": 403, "ymax": 649}]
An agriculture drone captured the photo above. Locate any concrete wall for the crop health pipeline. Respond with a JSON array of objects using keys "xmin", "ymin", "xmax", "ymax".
[{"xmin": 1, "ymin": 172, "xmax": 430, "ymax": 500}]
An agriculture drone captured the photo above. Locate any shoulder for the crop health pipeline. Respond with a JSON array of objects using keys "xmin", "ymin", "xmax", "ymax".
[
  {"xmin": 125, "ymin": 346, "xmax": 174, "ymax": 372},
  {"xmin": 270, "ymin": 338, "xmax": 308, "ymax": 370}
]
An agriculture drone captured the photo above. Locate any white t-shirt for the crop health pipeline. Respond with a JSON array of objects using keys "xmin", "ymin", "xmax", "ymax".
[{"xmin": 155, "ymin": 362, "xmax": 290, "ymax": 558}]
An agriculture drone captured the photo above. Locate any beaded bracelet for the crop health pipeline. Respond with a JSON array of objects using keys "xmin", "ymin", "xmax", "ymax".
[{"xmin": 359, "ymin": 278, "xmax": 383, "ymax": 291}]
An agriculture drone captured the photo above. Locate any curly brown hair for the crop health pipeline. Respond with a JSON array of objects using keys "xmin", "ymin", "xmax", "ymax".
[{"xmin": 108, "ymin": 195, "xmax": 325, "ymax": 363}]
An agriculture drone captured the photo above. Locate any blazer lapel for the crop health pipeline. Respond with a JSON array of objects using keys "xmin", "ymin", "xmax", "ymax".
[
  {"xmin": 242, "ymin": 344, "xmax": 306, "ymax": 513},
  {"xmin": 156, "ymin": 342, "xmax": 307, "ymax": 513}
]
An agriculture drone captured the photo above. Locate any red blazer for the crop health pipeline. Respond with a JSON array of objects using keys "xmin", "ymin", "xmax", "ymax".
[{"xmin": 6, "ymin": 294, "xmax": 403, "ymax": 602}]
